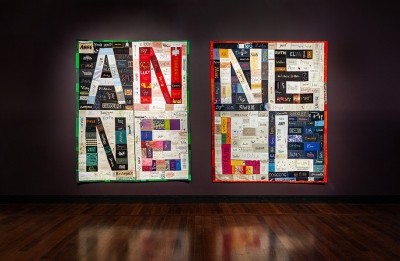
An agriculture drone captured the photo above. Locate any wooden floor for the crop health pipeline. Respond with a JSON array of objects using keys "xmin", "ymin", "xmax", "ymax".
[{"xmin": 0, "ymin": 202, "xmax": 399, "ymax": 261}]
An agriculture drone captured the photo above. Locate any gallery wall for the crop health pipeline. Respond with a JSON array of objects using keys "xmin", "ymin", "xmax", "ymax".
[{"xmin": 1, "ymin": 0, "xmax": 399, "ymax": 195}]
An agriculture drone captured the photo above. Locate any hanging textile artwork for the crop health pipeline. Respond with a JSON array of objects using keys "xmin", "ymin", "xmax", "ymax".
[
  {"xmin": 76, "ymin": 40, "xmax": 190, "ymax": 182},
  {"xmin": 211, "ymin": 41, "xmax": 328, "ymax": 183}
]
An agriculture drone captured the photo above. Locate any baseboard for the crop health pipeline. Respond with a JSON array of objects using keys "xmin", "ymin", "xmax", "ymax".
[{"xmin": 1, "ymin": 195, "xmax": 399, "ymax": 204}]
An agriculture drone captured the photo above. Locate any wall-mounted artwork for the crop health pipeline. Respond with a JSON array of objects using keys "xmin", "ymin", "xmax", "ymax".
[
  {"xmin": 76, "ymin": 40, "xmax": 190, "ymax": 182},
  {"xmin": 211, "ymin": 41, "xmax": 327, "ymax": 183}
]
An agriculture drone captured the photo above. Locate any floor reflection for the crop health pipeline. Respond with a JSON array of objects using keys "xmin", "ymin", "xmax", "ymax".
[
  {"xmin": 220, "ymin": 226, "xmax": 261, "ymax": 259},
  {"xmin": 77, "ymin": 216, "xmax": 297, "ymax": 260},
  {"xmin": 216, "ymin": 223, "xmax": 291, "ymax": 261},
  {"xmin": 78, "ymin": 220, "xmax": 190, "ymax": 260}
]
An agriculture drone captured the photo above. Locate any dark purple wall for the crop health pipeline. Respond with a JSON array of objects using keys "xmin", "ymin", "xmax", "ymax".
[{"xmin": 1, "ymin": 0, "xmax": 399, "ymax": 195}]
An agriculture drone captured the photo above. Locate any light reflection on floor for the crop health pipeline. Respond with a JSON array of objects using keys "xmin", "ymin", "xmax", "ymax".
[
  {"xmin": 77, "ymin": 217, "xmax": 299, "ymax": 260},
  {"xmin": 78, "ymin": 225, "xmax": 189, "ymax": 260}
]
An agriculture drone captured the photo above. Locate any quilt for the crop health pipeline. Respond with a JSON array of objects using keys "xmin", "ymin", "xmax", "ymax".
[
  {"xmin": 76, "ymin": 40, "xmax": 190, "ymax": 182},
  {"xmin": 211, "ymin": 41, "xmax": 327, "ymax": 183}
]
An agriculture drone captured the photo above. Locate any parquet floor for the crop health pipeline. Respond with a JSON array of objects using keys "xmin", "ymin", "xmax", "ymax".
[{"xmin": 0, "ymin": 202, "xmax": 399, "ymax": 260}]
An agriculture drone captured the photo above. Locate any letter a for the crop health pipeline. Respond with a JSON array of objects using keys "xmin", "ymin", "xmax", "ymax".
[{"xmin": 87, "ymin": 48, "xmax": 125, "ymax": 105}]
